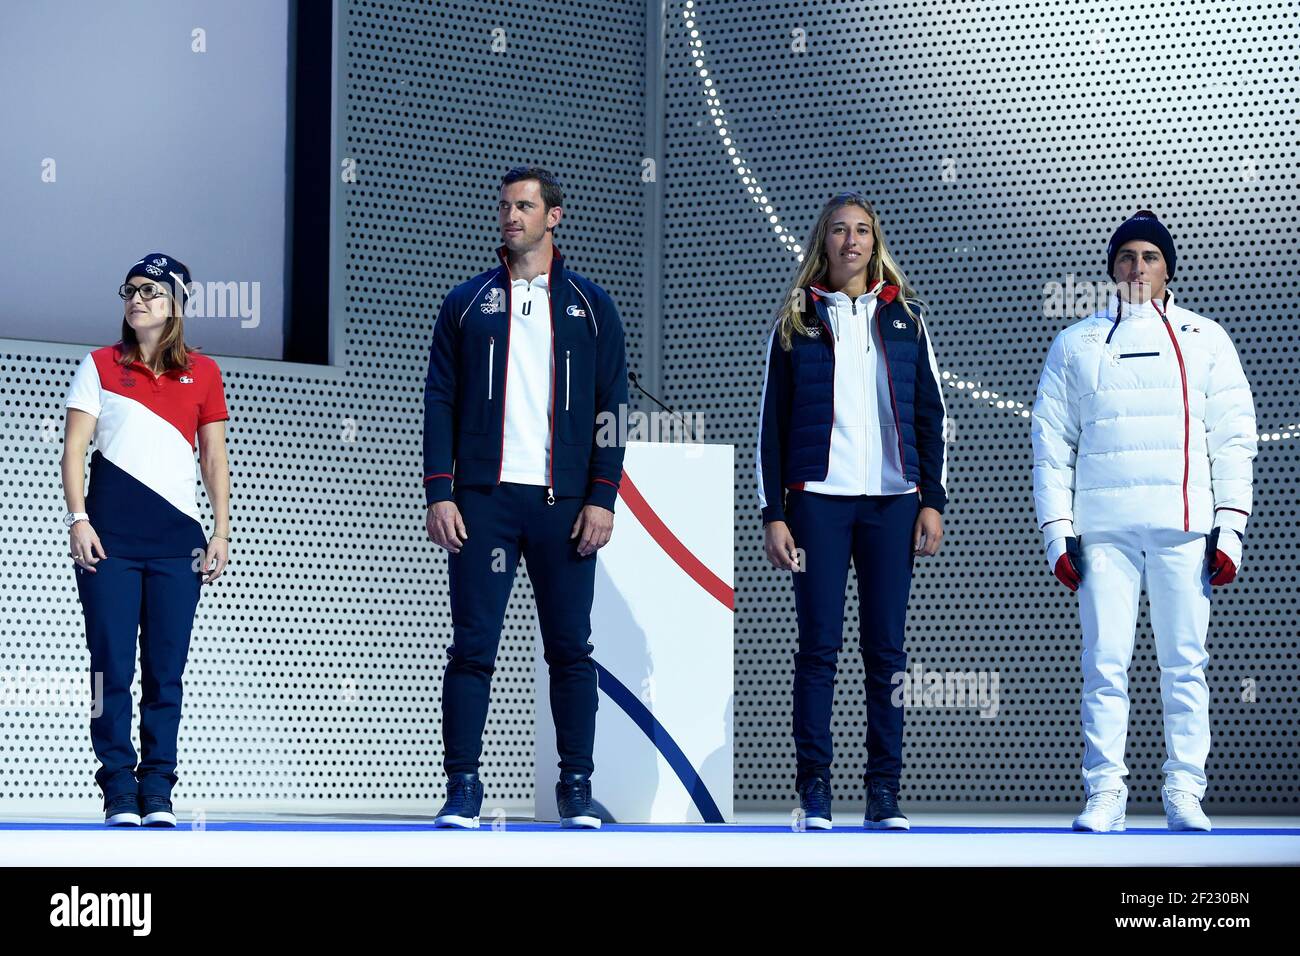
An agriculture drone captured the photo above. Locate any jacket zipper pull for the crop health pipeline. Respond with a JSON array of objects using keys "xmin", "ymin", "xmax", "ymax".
[{"xmin": 545, "ymin": 486, "xmax": 555, "ymax": 506}]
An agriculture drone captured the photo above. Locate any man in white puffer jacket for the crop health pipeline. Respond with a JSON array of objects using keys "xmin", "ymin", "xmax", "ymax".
[{"xmin": 1032, "ymin": 210, "xmax": 1257, "ymax": 833}]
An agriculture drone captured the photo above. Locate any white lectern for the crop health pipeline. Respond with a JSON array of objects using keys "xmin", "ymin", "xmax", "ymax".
[{"xmin": 534, "ymin": 440, "xmax": 734, "ymax": 823}]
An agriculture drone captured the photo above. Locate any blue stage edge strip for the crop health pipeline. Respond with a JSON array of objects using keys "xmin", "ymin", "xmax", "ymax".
[{"xmin": 2, "ymin": 822, "xmax": 1299, "ymax": 835}]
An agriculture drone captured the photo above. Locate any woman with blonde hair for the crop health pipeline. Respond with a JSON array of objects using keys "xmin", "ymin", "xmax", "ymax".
[
  {"xmin": 62, "ymin": 253, "xmax": 231, "ymax": 827},
  {"xmin": 757, "ymin": 194, "xmax": 949, "ymax": 829}
]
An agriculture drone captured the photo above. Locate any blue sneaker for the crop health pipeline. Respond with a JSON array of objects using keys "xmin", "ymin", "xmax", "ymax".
[
  {"xmin": 434, "ymin": 773, "xmax": 483, "ymax": 829},
  {"xmin": 104, "ymin": 793, "xmax": 141, "ymax": 827},
  {"xmin": 141, "ymin": 794, "xmax": 177, "ymax": 827},
  {"xmin": 797, "ymin": 777, "xmax": 832, "ymax": 830},
  {"xmin": 556, "ymin": 772, "xmax": 601, "ymax": 829},
  {"xmin": 864, "ymin": 781, "xmax": 910, "ymax": 830}
]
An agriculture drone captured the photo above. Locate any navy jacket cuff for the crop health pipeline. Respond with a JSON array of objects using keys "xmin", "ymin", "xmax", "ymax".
[
  {"xmin": 424, "ymin": 474, "xmax": 453, "ymax": 506},
  {"xmin": 585, "ymin": 479, "xmax": 619, "ymax": 512},
  {"xmin": 919, "ymin": 488, "xmax": 947, "ymax": 515}
]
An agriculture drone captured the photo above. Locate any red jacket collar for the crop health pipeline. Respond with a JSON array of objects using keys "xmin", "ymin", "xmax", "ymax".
[{"xmin": 808, "ymin": 280, "xmax": 900, "ymax": 305}]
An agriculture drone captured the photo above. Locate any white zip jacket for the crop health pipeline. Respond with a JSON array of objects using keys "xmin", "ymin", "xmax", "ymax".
[
  {"xmin": 800, "ymin": 279, "xmax": 918, "ymax": 497},
  {"xmin": 1032, "ymin": 291, "xmax": 1256, "ymax": 549}
]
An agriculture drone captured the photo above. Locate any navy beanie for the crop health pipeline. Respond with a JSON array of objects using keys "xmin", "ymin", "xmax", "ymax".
[
  {"xmin": 1107, "ymin": 210, "xmax": 1176, "ymax": 281},
  {"xmin": 125, "ymin": 252, "xmax": 192, "ymax": 307}
]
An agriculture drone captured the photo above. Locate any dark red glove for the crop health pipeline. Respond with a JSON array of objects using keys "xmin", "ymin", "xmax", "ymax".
[
  {"xmin": 1207, "ymin": 527, "xmax": 1240, "ymax": 586},
  {"xmin": 1053, "ymin": 537, "xmax": 1084, "ymax": 592}
]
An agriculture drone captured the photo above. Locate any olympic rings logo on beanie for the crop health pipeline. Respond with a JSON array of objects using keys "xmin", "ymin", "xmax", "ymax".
[{"xmin": 126, "ymin": 252, "xmax": 192, "ymax": 306}]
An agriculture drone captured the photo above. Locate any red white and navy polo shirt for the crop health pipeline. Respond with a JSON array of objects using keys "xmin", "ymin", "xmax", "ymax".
[{"xmin": 65, "ymin": 343, "xmax": 229, "ymax": 558}]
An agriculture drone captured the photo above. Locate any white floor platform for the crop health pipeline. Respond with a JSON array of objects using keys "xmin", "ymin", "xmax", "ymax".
[{"xmin": 3, "ymin": 812, "xmax": 1298, "ymax": 866}]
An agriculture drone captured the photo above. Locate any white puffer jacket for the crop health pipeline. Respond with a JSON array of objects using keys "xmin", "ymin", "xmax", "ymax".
[{"xmin": 1032, "ymin": 291, "xmax": 1256, "ymax": 548}]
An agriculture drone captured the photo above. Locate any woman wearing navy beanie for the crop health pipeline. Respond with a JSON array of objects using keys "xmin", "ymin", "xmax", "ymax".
[
  {"xmin": 61, "ymin": 253, "xmax": 231, "ymax": 827},
  {"xmin": 756, "ymin": 194, "xmax": 950, "ymax": 829}
]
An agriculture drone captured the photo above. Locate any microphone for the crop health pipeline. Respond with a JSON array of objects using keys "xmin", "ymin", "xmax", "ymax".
[{"xmin": 627, "ymin": 370, "xmax": 696, "ymax": 442}]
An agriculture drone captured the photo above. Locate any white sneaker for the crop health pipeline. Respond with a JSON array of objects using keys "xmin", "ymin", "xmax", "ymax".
[
  {"xmin": 1162, "ymin": 787, "xmax": 1212, "ymax": 831},
  {"xmin": 1072, "ymin": 787, "xmax": 1127, "ymax": 832}
]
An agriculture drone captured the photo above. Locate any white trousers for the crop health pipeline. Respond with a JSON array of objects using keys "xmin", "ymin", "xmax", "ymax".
[{"xmin": 1076, "ymin": 528, "xmax": 1212, "ymax": 798}]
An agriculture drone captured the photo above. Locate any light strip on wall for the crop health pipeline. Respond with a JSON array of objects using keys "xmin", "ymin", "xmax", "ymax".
[{"xmin": 679, "ymin": 0, "xmax": 1285, "ymax": 444}]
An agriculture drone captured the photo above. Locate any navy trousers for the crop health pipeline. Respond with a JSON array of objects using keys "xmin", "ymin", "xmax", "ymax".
[
  {"xmin": 785, "ymin": 490, "xmax": 919, "ymax": 791},
  {"xmin": 442, "ymin": 482, "xmax": 598, "ymax": 776},
  {"xmin": 74, "ymin": 555, "xmax": 203, "ymax": 801}
]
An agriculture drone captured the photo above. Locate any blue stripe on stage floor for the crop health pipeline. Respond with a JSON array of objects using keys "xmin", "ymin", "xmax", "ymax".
[{"xmin": 2, "ymin": 821, "xmax": 1299, "ymax": 836}]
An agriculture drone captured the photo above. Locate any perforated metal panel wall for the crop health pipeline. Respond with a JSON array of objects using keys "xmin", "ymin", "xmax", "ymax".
[
  {"xmin": 0, "ymin": 0, "xmax": 647, "ymax": 815},
  {"xmin": 661, "ymin": 0, "xmax": 1298, "ymax": 810},
  {"xmin": 2, "ymin": 0, "xmax": 1294, "ymax": 820}
]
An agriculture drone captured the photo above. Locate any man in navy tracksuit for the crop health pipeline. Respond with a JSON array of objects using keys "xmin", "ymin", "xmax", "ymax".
[{"xmin": 422, "ymin": 166, "xmax": 628, "ymax": 829}]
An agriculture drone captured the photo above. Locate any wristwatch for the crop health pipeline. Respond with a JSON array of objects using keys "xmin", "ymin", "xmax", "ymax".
[{"xmin": 64, "ymin": 511, "xmax": 89, "ymax": 528}]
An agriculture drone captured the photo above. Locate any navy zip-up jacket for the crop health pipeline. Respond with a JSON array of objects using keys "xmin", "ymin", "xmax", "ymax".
[
  {"xmin": 422, "ymin": 244, "xmax": 629, "ymax": 510},
  {"xmin": 757, "ymin": 283, "xmax": 949, "ymax": 523}
]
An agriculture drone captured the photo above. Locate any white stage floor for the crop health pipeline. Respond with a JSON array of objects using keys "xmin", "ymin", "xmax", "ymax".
[{"xmin": 4, "ymin": 812, "xmax": 1298, "ymax": 866}]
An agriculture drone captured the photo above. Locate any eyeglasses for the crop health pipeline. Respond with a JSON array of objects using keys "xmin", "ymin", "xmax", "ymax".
[{"xmin": 118, "ymin": 282, "xmax": 173, "ymax": 302}]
